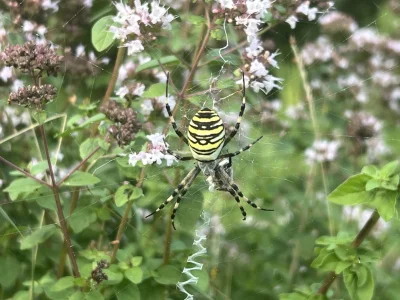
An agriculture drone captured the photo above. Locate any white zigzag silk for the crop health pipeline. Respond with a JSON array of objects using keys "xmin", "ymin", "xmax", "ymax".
[{"xmin": 176, "ymin": 211, "xmax": 210, "ymax": 300}]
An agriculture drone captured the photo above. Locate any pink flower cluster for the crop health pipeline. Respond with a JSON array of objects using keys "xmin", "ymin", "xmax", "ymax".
[
  {"xmin": 110, "ymin": 1, "xmax": 175, "ymax": 56},
  {"xmin": 128, "ymin": 133, "xmax": 177, "ymax": 166}
]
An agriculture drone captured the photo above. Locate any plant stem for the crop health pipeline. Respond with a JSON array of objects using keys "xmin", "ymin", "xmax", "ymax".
[
  {"xmin": 178, "ymin": 9, "xmax": 213, "ymax": 99},
  {"xmin": 317, "ymin": 210, "xmax": 380, "ymax": 295},
  {"xmin": 162, "ymin": 205, "xmax": 174, "ymax": 265},
  {"xmin": 110, "ymin": 167, "xmax": 146, "ymax": 263},
  {"xmin": 0, "ymin": 155, "xmax": 50, "ymax": 187},
  {"xmin": 39, "ymin": 124, "xmax": 81, "ymax": 277},
  {"xmin": 290, "ymin": 36, "xmax": 335, "ymax": 237},
  {"xmin": 101, "ymin": 46, "xmax": 126, "ymax": 107}
]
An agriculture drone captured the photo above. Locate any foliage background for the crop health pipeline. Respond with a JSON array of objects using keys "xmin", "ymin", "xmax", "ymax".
[{"xmin": 1, "ymin": 0, "xmax": 400, "ymax": 299}]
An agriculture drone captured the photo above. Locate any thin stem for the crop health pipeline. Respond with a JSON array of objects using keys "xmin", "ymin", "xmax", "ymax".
[
  {"xmin": 162, "ymin": 205, "xmax": 174, "ymax": 265},
  {"xmin": 110, "ymin": 167, "xmax": 146, "ymax": 263},
  {"xmin": 39, "ymin": 124, "xmax": 81, "ymax": 277},
  {"xmin": 317, "ymin": 210, "xmax": 380, "ymax": 295},
  {"xmin": 0, "ymin": 155, "xmax": 51, "ymax": 188},
  {"xmin": 178, "ymin": 9, "xmax": 213, "ymax": 99},
  {"xmin": 101, "ymin": 46, "xmax": 126, "ymax": 107},
  {"xmin": 291, "ymin": 36, "xmax": 335, "ymax": 237},
  {"xmin": 57, "ymin": 145, "xmax": 101, "ymax": 186}
]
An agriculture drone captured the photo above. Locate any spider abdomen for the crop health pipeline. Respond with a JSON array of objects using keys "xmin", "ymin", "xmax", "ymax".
[{"xmin": 187, "ymin": 108, "xmax": 226, "ymax": 161}]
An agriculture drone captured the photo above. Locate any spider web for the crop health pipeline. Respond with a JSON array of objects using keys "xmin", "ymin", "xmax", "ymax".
[{"xmin": 1, "ymin": 1, "xmax": 400, "ymax": 300}]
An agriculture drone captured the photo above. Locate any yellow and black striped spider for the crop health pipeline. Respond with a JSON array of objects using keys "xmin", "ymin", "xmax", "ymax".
[{"xmin": 146, "ymin": 73, "xmax": 273, "ymax": 230}]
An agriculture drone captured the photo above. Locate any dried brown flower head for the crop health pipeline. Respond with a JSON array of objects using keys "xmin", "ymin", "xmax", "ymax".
[
  {"xmin": 91, "ymin": 259, "xmax": 109, "ymax": 284},
  {"xmin": 101, "ymin": 101, "xmax": 142, "ymax": 147},
  {"xmin": 0, "ymin": 41, "xmax": 63, "ymax": 77},
  {"xmin": 8, "ymin": 84, "xmax": 57, "ymax": 109}
]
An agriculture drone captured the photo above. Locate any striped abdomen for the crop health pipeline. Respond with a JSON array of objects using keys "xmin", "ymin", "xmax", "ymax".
[{"xmin": 187, "ymin": 108, "xmax": 226, "ymax": 161}]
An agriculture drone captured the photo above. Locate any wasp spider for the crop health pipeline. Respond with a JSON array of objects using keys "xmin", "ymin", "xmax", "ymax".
[{"xmin": 146, "ymin": 73, "xmax": 273, "ymax": 230}]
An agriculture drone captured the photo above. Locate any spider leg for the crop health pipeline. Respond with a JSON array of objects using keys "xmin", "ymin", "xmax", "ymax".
[
  {"xmin": 163, "ymin": 138, "xmax": 194, "ymax": 161},
  {"xmin": 231, "ymin": 182, "xmax": 274, "ymax": 211},
  {"xmin": 145, "ymin": 167, "xmax": 200, "ymax": 219},
  {"xmin": 171, "ymin": 167, "xmax": 201, "ymax": 230},
  {"xmin": 165, "ymin": 72, "xmax": 189, "ymax": 146},
  {"xmin": 219, "ymin": 136, "xmax": 263, "ymax": 159},
  {"xmin": 227, "ymin": 187, "xmax": 247, "ymax": 220},
  {"xmin": 217, "ymin": 167, "xmax": 273, "ymax": 212},
  {"xmin": 223, "ymin": 72, "xmax": 246, "ymax": 148}
]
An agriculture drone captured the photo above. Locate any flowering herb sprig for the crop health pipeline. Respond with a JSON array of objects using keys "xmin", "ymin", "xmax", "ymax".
[{"xmin": 110, "ymin": 0, "xmax": 175, "ymax": 56}]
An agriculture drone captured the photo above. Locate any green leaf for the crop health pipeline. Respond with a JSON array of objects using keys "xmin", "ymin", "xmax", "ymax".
[
  {"xmin": 136, "ymin": 55, "xmax": 179, "ymax": 72},
  {"xmin": 0, "ymin": 255, "xmax": 20, "ymax": 288},
  {"xmin": 35, "ymin": 186, "xmax": 57, "ymax": 211},
  {"xmin": 4, "ymin": 178, "xmax": 42, "ymax": 201},
  {"xmin": 32, "ymin": 110, "xmax": 47, "ymax": 123},
  {"xmin": 79, "ymin": 138, "xmax": 109, "ymax": 162},
  {"xmin": 103, "ymin": 269, "xmax": 124, "ymax": 285},
  {"xmin": 85, "ymin": 290, "xmax": 105, "ymax": 300},
  {"xmin": 142, "ymin": 83, "xmax": 167, "ymax": 98},
  {"xmin": 153, "ymin": 265, "xmax": 181, "ymax": 285},
  {"xmin": 125, "ymin": 267, "xmax": 143, "ymax": 284},
  {"xmin": 69, "ymin": 208, "xmax": 97, "ymax": 233},
  {"xmin": 344, "ymin": 265, "xmax": 374, "ymax": 300},
  {"xmin": 51, "ymin": 276, "xmax": 75, "ymax": 292},
  {"xmin": 62, "ymin": 171, "xmax": 101, "ymax": 187},
  {"xmin": 114, "ymin": 281, "xmax": 140, "ymax": 300},
  {"xmin": 20, "ymin": 224, "xmax": 57, "ymax": 250},
  {"xmin": 30, "ymin": 161, "xmax": 49, "ymax": 175},
  {"xmin": 131, "ymin": 256, "xmax": 143, "ymax": 266},
  {"xmin": 327, "ymin": 174, "xmax": 371, "ymax": 205},
  {"xmin": 92, "ymin": 15, "xmax": 116, "ymax": 52},
  {"xmin": 115, "ymin": 185, "xmax": 143, "ymax": 207},
  {"xmin": 379, "ymin": 160, "xmax": 398, "ymax": 178},
  {"xmin": 365, "ymin": 179, "xmax": 381, "ymax": 191},
  {"xmin": 369, "ymin": 190, "xmax": 397, "ymax": 221},
  {"xmin": 381, "ymin": 174, "xmax": 399, "ymax": 191},
  {"xmin": 361, "ymin": 165, "xmax": 378, "ymax": 178},
  {"xmin": 0, "ymin": 207, "xmax": 24, "ymax": 237},
  {"xmin": 187, "ymin": 15, "xmax": 206, "ymax": 25},
  {"xmin": 78, "ymin": 113, "xmax": 106, "ymax": 128},
  {"xmin": 211, "ymin": 28, "xmax": 225, "ymax": 40}
]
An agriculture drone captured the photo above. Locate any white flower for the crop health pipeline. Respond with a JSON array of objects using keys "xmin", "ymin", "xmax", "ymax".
[
  {"xmin": 82, "ymin": 0, "xmax": 93, "ymax": 7},
  {"xmin": 141, "ymin": 99, "xmax": 154, "ymax": 116},
  {"xmin": 305, "ymin": 140, "xmax": 341, "ymax": 164},
  {"xmin": 217, "ymin": 0, "xmax": 234, "ymax": 9},
  {"xmin": 147, "ymin": 133, "xmax": 165, "ymax": 148},
  {"xmin": 249, "ymin": 60, "xmax": 268, "ymax": 77},
  {"xmin": 267, "ymin": 50, "xmax": 280, "ymax": 69},
  {"xmin": 246, "ymin": 0, "xmax": 272, "ymax": 19},
  {"xmin": 286, "ymin": 15, "xmax": 298, "ymax": 29},
  {"xmin": 116, "ymin": 86, "xmax": 129, "ymax": 98},
  {"xmin": 128, "ymin": 133, "xmax": 177, "ymax": 167},
  {"xmin": 245, "ymin": 38, "xmax": 263, "ymax": 58},
  {"xmin": 135, "ymin": 0, "xmax": 150, "ymax": 24},
  {"xmin": 0, "ymin": 66, "xmax": 12, "ymax": 82},
  {"xmin": 41, "ymin": 0, "xmax": 59, "ymax": 12},
  {"xmin": 296, "ymin": 1, "xmax": 318, "ymax": 21},
  {"xmin": 36, "ymin": 25, "xmax": 47, "ymax": 36},
  {"xmin": 76, "ymin": 44, "xmax": 85, "ymax": 57},
  {"xmin": 118, "ymin": 61, "xmax": 136, "ymax": 83},
  {"xmin": 122, "ymin": 40, "xmax": 144, "ymax": 55},
  {"xmin": 23, "ymin": 21, "xmax": 35, "ymax": 32},
  {"xmin": 133, "ymin": 83, "xmax": 145, "ymax": 96},
  {"xmin": 12, "ymin": 80, "xmax": 24, "ymax": 92},
  {"xmin": 244, "ymin": 19, "xmax": 261, "ymax": 42}
]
